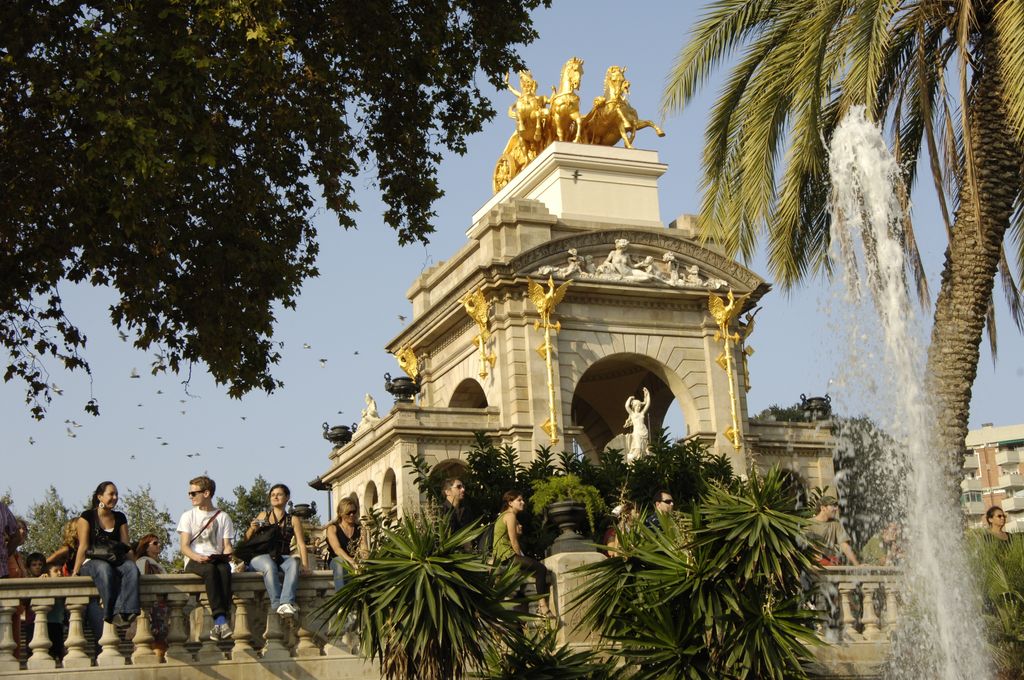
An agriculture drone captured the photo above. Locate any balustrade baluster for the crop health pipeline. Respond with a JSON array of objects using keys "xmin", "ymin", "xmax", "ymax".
[
  {"xmin": 838, "ymin": 582, "xmax": 861, "ymax": 641},
  {"xmin": 26, "ymin": 597, "xmax": 56, "ymax": 669},
  {"xmin": 861, "ymin": 582, "xmax": 882, "ymax": 640},
  {"xmin": 261, "ymin": 601, "xmax": 291, "ymax": 661},
  {"xmin": 0, "ymin": 600, "xmax": 18, "ymax": 672},
  {"xmin": 163, "ymin": 593, "xmax": 192, "ymax": 664},
  {"xmin": 131, "ymin": 594, "xmax": 159, "ymax": 666},
  {"xmin": 884, "ymin": 583, "xmax": 900, "ymax": 637},
  {"xmin": 95, "ymin": 620, "xmax": 124, "ymax": 666},
  {"xmin": 62, "ymin": 597, "xmax": 91, "ymax": 668},
  {"xmin": 294, "ymin": 590, "xmax": 321, "ymax": 658},
  {"xmin": 232, "ymin": 592, "xmax": 257, "ymax": 659},
  {"xmin": 195, "ymin": 597, "xmax": 225, "ymax": 663}
]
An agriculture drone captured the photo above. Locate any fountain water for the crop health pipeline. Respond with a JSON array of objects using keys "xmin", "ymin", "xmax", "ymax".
[{"xmin": 827, "ymin": 106, "xmax": 989, "ymax": 679}]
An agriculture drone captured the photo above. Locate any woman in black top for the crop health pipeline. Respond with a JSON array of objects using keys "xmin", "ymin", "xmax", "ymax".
[
  {"xmin": 325, "ymin": 497, "xmax": 367, "ymax": 591},
  {"xmin": 72, "ymin": 481, "xmax": 140, "ymax": 637}
]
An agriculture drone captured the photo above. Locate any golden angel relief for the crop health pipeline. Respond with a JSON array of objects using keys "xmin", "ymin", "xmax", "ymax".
[{"xmin": 494, "ymin": 60, "xmax": 665, "ymax": 192}]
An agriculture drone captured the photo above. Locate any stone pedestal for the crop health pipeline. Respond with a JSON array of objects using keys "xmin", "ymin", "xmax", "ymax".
[{"xmin": 543, "ymin": 551, "xmax": 605, "ymax": 647}]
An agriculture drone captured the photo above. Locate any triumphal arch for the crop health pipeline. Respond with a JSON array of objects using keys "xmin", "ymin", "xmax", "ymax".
[{"xmin": 317, "ymin": 62, "xmax": 835, "ymax": 515}]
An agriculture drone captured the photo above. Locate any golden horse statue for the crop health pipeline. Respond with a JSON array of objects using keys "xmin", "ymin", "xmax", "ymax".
[
  {"xmin": 549, "ymin": 57, "xmax": 583, "ymax": 144},
  {"xmin": 581, "ymin": 66, "xmax": 664, "ymax": 148}
]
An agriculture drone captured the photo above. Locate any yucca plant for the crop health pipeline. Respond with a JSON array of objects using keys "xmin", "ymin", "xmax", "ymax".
[
  {"xmin": 476, "ymin": 625, "xmax": 620, "ymax": 680},
  {"xmin": 572, "ymin": 466, "xmax": 819, "ymax": 680},
  {"xmin": 323, "ymin": 513, "xmax": 530, "ymax": 680}
]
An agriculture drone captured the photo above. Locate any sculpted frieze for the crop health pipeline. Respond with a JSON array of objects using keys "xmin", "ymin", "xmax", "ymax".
[{"xmin": 530, "ymin": 238, "xmax": 728, "ymax": 290}]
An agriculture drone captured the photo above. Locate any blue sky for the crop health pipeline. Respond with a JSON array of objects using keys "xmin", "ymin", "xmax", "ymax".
[{"xmin": 3, "ymin": 1, "xmax": 1022, "ymax": 520}]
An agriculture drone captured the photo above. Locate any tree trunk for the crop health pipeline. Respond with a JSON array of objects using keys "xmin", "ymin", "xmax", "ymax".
[{"xmin": 926, "ymin": 24, "xmax": 1021, "ymax": 500}]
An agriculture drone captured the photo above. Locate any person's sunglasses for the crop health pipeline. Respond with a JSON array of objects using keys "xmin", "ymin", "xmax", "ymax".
[
  {"xmin": 660, "ymin": 498, "xmax": 674, "ymax": 504},
  {"xmin": 344, "ymin": 511, "xmax": 357, "ymax": 516},
  {"xmin": 188, "ymin": 491, "xmax": 204, "ymax": 497}
]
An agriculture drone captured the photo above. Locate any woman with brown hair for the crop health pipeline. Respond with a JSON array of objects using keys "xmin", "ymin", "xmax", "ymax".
[
  {"xmin": 72, "ymin": 481, "xmax": 140, "ymax": 638},
  {"xmin": 133, "ymin": 534, "xmax": 168, "ymax": 658},
  {"xmin": 492, "ymin": 490, "xmax": 551, "ymax": 617},
  {"xmin": 325, "ymin": 497, "xmax": 367, "ymax": 591}
]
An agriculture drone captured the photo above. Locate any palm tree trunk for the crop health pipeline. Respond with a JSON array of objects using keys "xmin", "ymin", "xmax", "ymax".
[{"xmin": 926, "ymin": 25, "xmax": 1021, "ymax": 501}]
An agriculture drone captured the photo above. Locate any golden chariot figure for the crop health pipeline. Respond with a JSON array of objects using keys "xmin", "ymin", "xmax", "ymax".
[{"xmin": 492, "ymin": 58, "xmax": 663, "ymax": 193}]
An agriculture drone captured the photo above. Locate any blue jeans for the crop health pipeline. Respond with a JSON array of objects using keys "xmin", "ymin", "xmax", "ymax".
[
  {"xmin": 330, "ymin": 557, "xmax": 346, "ymax": 592},
  {"xmin": 250, "ymin": 554, "xmax": 300, "ymax": 609},
  {"xmin": 80, "ymin": 559, "xmax": 140, "ymax": 634}
]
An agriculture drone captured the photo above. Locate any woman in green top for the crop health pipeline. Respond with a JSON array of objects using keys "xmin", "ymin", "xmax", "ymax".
[{"xmin": 492, "ymin": 490, "xmax": 551, "ymax": 617}]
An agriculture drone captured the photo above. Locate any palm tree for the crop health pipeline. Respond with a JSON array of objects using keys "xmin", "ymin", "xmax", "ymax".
[{"xmin": 663, "ymin": 1, "xmax": 1024, "ymax": 491}]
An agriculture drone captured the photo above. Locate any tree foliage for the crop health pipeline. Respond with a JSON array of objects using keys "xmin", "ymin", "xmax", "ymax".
[
  {"xmin": 20, "ymin": 485, "xmax": 75, "ymax": 557},
  {"xmin": 572, "ymin": 467, "xmax": 820, "ymax": 680},
  {"xmin": 0, "ymin": 0, "xmax": 548, "ymax": 418},
  {"xmin": 662, "ymin": 0, "xmax": 1024, "ymax": 479},
  {"xmin": 120, "ymin": 485, "xmax": 174, "ymax": 561},
  {"xmin": 216, "ymin": 474, "xmax": 270, "ymax": 535}
]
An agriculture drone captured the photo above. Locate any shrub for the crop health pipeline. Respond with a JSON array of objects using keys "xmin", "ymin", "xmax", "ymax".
[{"xmin": 530, "ymin": 474, "xmax": 606, "ymax": 535}]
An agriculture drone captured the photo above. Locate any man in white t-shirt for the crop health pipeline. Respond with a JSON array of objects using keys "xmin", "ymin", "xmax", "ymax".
[{"xmin": 177, "ymin": 475, "xmax": 235, "ymax": 641}]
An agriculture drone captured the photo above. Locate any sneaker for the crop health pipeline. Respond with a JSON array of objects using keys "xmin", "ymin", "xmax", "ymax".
[
  {"xmin": 276, "ymin": 603, "xmax": 298, "ymax": 618},
  {"xmin": 210, "ymin": 623, "xmax": 233, "ymax": 640}
]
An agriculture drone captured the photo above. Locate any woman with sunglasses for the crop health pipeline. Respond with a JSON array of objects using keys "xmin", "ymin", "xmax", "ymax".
[
  {"xmin": 984, "ymin": 505, "xmax": 1012, "ymax": 543},
  {"xmin": 325, "ymin": 497, "xmax": 366, "ymax": 591}
]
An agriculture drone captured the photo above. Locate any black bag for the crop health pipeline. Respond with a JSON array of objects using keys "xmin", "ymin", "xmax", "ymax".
[
  {"xmin": 86, "ymin": 541, "xmax": 129, "ymax": 566},
  {"xmin": 234, "ymin": 521, "xmax": 283, "ymax": 563}
]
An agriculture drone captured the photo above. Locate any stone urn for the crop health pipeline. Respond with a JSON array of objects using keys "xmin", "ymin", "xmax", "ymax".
[
  {"xmin": 287, "ymin": 500, "xmax": 317, "ymax": 520},
  {"xmin": 800, "ymin": 393, "xmax": 832, "ymax": 421},
  {"xmin": 546, "ymin": 500, "xmax": 593, "ymax": 555},
  {"xmin": 385, "ymin": 372, "xmax": 420, "ymax": 403},
  {"xmin": 322, "ymin": 422, "xmax": 355, "ymax": 447}
]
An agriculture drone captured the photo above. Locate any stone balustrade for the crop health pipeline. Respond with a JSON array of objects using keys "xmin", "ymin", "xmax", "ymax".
[
  {"xmin": 0, "ymin": 572, "xmax": 374, "ymax": 679},
  {"xmin": 806, "ymin": 566, "xmax": 903, "ymax": 678},
  {"xmin": 0, "ymin": 564, "xmax": 903, "ymax": 679}
]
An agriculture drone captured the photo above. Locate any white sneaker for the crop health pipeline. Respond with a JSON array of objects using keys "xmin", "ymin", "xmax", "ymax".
[{"xmin": 276, "ymin": 602, "xmax": 298, "ymax": 617}]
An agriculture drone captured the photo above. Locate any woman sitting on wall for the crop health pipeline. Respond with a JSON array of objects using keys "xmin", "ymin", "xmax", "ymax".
[
  {"xmin": 71, "ymin": 481, "xmax": 140, "ymax": 637},
  {"xmin": 325, "ymin": 497, "xmax": 367, "ymax": 591},
  {"xmin": 242, "ymin": 484, "xmax": 311, "ymax": 618},
  {"xmin": 492, "ymin": 490, "xmax": 551, "ymax": 617}
]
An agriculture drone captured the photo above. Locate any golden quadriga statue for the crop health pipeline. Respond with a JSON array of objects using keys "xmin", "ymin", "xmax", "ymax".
[{"xmin": 494, "ymin": 61, "xmax": 665, "ymax": 192}]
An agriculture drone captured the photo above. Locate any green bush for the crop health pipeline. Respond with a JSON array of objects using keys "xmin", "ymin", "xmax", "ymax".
[
  {"xmin": 965, "ymin": 532, "xmax": 1024, "ymax": 678},
  {"xmin": 571, "ymin": 466, "xmax": 819, "ymax": 679},
  {"xmin": 530, "ymin": 474, "xmax": 606, "ymax": 535}
]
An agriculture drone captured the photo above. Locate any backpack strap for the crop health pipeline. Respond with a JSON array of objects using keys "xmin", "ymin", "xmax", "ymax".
[{"xmin": 188, "ymin": 510, "xmax": 221, "ymax": 546}]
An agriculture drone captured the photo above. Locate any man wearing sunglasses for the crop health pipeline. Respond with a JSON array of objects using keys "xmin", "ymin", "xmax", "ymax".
[
  {"xmin": 645, "ymin": 490, "xmax": 675, "ymax": 529},
  {"xmin": 177, "ymin": 476, "xmax": 235, "ymax": 641}
]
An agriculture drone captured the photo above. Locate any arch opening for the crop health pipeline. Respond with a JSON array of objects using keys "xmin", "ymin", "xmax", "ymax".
[
  {"xmin": 363, "ymin": 481, "xmax": 378, "ymax": 511},
  {"xmin": 571, "ymin": 354, "xmax": 690, "ymax": 455},
  {"xmin": 449, "ymin": 378, "xmax": 488, "ymax": 408}
]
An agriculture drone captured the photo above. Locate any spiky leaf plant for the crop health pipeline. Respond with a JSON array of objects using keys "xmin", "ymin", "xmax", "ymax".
[
  {"xmin": 476, "ymin": 625, "xmax": 619, "ymax": 680},
  {"xmin": 572, "ymin": 466, "xmax": 819, "ymax": 680},
  {"xmin": 323, "ymin": 514, "xmax": 529, "ymax": 680}
]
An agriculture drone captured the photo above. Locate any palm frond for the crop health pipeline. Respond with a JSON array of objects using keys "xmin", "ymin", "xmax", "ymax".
[{"xmin": 993, "ymin": 0, "xmax": 1024, "ymax": 150}]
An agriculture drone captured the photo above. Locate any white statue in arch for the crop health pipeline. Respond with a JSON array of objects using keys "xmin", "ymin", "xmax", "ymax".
[
  {"xmin": 624, "ymin": 387, "xmax": 651, "ymax": 463},
  {"xmin": 358, "ymin": 393, "xmax": 380, "ymax": 431}
]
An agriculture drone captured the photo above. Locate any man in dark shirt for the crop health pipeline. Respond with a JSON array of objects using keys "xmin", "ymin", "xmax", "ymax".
[
  {"xmin": 645, "ymin": 489, "xmax": 674, "ymax": 530},
  {"xmin": 441, "ymin": 478, "xmax": 479, "ymax": 548}
]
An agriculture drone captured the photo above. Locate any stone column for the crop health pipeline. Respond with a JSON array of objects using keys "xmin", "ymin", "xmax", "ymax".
[
  {"xmin": 195, "ymin": 597, "xmax": 224, "ymax": 663},
  {"xmin": 294, "ymin": 589, "xmax": 321, "ymax": 658},
  {"xmin": 163, "ymin": 592, "xmax": 192, "ymax": 664},
  {"xmin": 261, "ymin": 604, "xmax": 291, "ymax": 661},
  {"xmin": 130, "ymin": 596, "xmax": 159, "ymax": 666},
  {"xmin": 0, "ymin": 600, "xmax": 19, "ymax": 672},
  {"xmin": 61, "ymin": 596, "xmax": 92, "ymax": 669},
  {"xmin": 95, "ymin": 620, "xmax": 124, "ymax": 667},
  {"xmin": 231, "ymin": 592, "xmax": 258, "ymax": 659},
  {"xmin": 543, "ymin": 550, "xmax": 605, "ymax": 646},
  {"xmin": 26, "ymin": 598, "xmax": 56, "ymax": 670}
]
